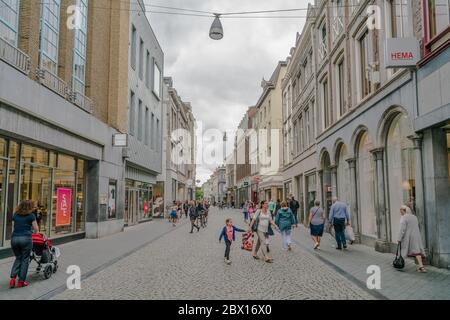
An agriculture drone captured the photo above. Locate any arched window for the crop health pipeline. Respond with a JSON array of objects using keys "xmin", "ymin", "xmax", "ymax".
[
  {"xmin": 336, "ymin": 144, "xmax": 350, "ymax": 208},
  {"xmin": 386, "ymin": 113, "xmax": 415, "ymax": 241},
  {"xmin": 357, "ymin": 132, "xmax": 377, "ymax": 238}
]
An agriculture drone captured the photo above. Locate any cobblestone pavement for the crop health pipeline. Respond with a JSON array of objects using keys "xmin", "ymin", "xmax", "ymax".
[{"xmin": 54, "ymin": 208, "xmax": 374, "ymax": 300}]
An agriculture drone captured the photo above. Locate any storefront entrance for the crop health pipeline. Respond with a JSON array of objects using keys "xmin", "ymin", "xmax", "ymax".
[{"xmin": 125, "ymin": 180, "xmax": 152, "ymax": 226}]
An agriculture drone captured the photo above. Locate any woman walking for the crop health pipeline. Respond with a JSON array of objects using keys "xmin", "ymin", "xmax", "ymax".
[
  {"xmin": 249, "ymin": 200, "xmax": 278, "ymax": 263},
  {"xmin": 275, "ymin": 201, "xmax": 296, "ymax": 251},
  {"xmin": 189, "ymin": 200, "xmax": 200, "ymax": 233},
  {"xmin": 308, "ymin": 200, "xmax": 325, "ymax": 250},
  {"xmin": 219, "ymin": 218, "xmax": 246, "ymax": 265},
  {"xmin": 9, "ymin": 200, "xmax": 39, "ymax": 288},
  {"xmin": 398, "ymin": 205, "xmax": 426, "ymax": 273}
]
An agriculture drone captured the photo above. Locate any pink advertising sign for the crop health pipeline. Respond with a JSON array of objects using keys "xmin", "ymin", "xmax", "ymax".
[{"xmin": 56, "ymin": 188, "xmax": 72, "ymax": 227}]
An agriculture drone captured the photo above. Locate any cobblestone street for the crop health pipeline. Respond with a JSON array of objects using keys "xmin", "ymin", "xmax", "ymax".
[{"xmin": 53, "ymin": 208, "xmax": 374, "ymax": 300}]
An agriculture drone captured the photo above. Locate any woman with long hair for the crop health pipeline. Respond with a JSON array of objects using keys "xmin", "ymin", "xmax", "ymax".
[{"xmin": 9, "ymin": 200, "xmax": 39, "ymax": 288}]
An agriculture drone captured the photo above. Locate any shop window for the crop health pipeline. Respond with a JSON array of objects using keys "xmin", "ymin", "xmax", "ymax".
[
  {"xmin": 76, "ymin": 159, "xmax": 85, "ymax": 232},
  {"xmin": 337, "ymin": 144, "xmax": 350, "ymax": 207},
  {"xmin": 0, "ymin": 137, "xmax": 5, "ymax": 157},
  {"xmin": 20, "ymin": 164, "xmax": 52, "ymax": 235},
  {"xmin": 306, "ymin": 174, "xmax": 316, "ymax": 218},
  {"xmin": 0, "ymin": 158, "xmax": 5, "ymax": 246},
  {"xmin": 57, "ymin": 154, "xmax": 76, "ymax": 171},
  {"xmin": 357, "ymin": 132, "xmax": 377, "ymax": 238},
  {"xmin": 108, "ymin": 181, "xmax": 117, "ymax": 219},
  {"xmin": 386, "ymin": 114, "xmax": 415, "ymax": 240},
  {"xmin": 5, "ymin": 141, "xmax": 19, "ymax": 241},
  {"xmin": 21, "ymin": 144, "xmax": 49, "ymax": 165}
]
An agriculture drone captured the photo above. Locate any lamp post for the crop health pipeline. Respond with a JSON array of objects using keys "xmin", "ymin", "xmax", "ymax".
[{"xmin": 209, "ymin": 14, "xmax": 223, "ymax": 40}]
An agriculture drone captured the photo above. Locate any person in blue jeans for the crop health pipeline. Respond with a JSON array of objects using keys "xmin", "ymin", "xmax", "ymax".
[
  {"xmin": 9, "ymin": 200, "xmax": 39, "ymax": 289},
  {"xmin": 328, "ymin": 197, "xmax": 350, "ymax": 250},
  {"xmin": 219, "ymin": 218, "xmax": 246, "ymax": 265}
]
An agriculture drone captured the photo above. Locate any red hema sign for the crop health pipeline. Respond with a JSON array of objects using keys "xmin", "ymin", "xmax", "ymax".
[{"xmin": 386, "ymin": 38, "xmax": 420, "ymax": 68}]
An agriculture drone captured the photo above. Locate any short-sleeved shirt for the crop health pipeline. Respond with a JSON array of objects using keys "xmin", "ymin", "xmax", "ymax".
[
  {"xmin": 310, "ymin": 207, "xmax": 325, "ymax": 225},
  {"xmin": 12, "ymin": 213, "xmax": 36, "ymax": 237},
  {"xmin": 257, "ymin": 211, "xmax": 271, "ymax": 233}
]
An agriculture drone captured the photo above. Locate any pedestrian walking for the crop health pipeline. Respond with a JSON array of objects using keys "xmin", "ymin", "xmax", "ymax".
[
  {"xmin": 274, "ymin": 201, "xmax": 296, "ymax": 251},
  {"xmin": 196, "ymin": 201, "xmax": 205, "ymax": 228},
  {"xmin": 397, "ymin": 205, "xmax": 426, "ymax": 273},
  {"xmin": 242, "ymin": 201, "xmax": 249, "ymax": 223},
  {"xmin": 183, "ymin": 200, "xmax": 189, "ymax": 218},
  {"xmin": 275, "ymin": 199, "xmax": 281, "ymax": 217},
  {"xmin": 328, "ymin": 197, "xmax": 350, "ymax": 250},
  {"xmin": 289, "ymin": 195, "xmax": 300, "ymax": 225},
  {"xmin": 9, "ymin": 200, "xmax": 39, "ymax": 289},
  {"xmin": 189, "ymin": 200, "xmax": 200, "ymax": 233},
  {"xmin": 249, "ymin": 200, "xmax": 278, "ymax": 263},
  {"xmin": 308, "ymin": 200, "xmax": 325, "ymax": 250},
  {"xmin": 268, "ymin": 199, "xmax": 276, "ymax": 219},
  {"xmin": 247, "ymin": 203, "xmax": 254, "ymax": 225},
  {"xmin": 203, "ymin": 200, "xmax": 209, "ymax": 226},
  {"xmin": 170, "ymin": 203, "xmax": 178, "ymax": 227},
  {"xmin": 219, "ymin": 218, "xmax": 246, "ymax": 265}
]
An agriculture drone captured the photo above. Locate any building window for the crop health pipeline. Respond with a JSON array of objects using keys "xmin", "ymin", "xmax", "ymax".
[
  {"xmin": 108, "ymin": 180, "xmax": 117, "ymax": 220},
  {"xmin": 130, "ymin": 24, "xmax": 136, "ymax": 69},
  {"xmin": 388, "ymin": 0, "xmax": 412, "ymax": 38},
  {"xmin": 151, "ymin": 113, "xmax": 155, "ymax": 150},
  {"xmin": 153, "ymin": 61, "xmax": 161, "ymax": 99},
  {"xmin": 319, "ymin": 21, "xmax": 327, "ymax": 59},
  {"xmin": 322, "ymin": 78, "xmax": 330, "ymax": 129},
  {"xmin": 358, "ymin": 30, "xmax": 379, "ymax": 99},
  {"xmin": 137, "ymin": 99, "xmax": 143, "ymax": 141},
  {"xmin": 138, "ymin": 38, "xmax": 144, "ymax": 80},
  {"xmin": 305, "ymin": 107, "xmax": 311, "ymax": 148},
  {"xmin": 129, "ymin": 91, "xmax": 135, "ymax": 136},
  {"xmin": 332, "ymin": 0, "xmax": 344, "ymax": 42},
  {"xmin": 145, "ymin": 50, "xmax": 150, "ymax": 88},
  {"xmin": 337, "ymin": 59, "xmax": 345, "ymax": 117},
  {"xmin": 145, "ymin": 107, "xmax": 149, "ymax": 145},
  {"xmin": 0, "ymin": 0, "xmax": 20, "ymax": 45},
  {"xmin": 39, "ymin": 0, "xmax": 61, "ymax": 75},
  {"xmin": 157, "ymin": 118, "xmax": 160, "ymax": 151},
  {"xmin": 336, "ymin": 144, "xmax": 350, "ymax": 206},
  {"xmin": 72, "ymin": 0, "xmax": 88, "ymax": 95},
  {"xmin": 428, "ymin": 0, "xmax": 450, "ymax": 38},
  {"xmin": 300, "ymin": 115, "xmax": 304, "ymax": 153}
]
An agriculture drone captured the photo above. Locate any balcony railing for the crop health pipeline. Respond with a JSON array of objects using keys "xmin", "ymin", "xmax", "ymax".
[
  {"xmin": 70, "ymin": 90, "xmax": 94, "ymax": 114},
  {"xmin": 0, "ymin": 37, "xmax": 31, "ymax": 75},
  {"xmin": 36, "ymin": 67, "xmax": 69, "ymax": 99}
]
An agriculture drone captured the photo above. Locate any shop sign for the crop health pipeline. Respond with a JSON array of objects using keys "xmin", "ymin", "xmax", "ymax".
[
  {"xmin": 385, "ymin": 38, "xmax": 420, "ymax": 68},
  {"xmin": 56, "ymin": 188, "xmax": 72, "ymax": 226},
  {"xmin": 113, "ymin": 133, "xmax": 128, "ymax": 147}
]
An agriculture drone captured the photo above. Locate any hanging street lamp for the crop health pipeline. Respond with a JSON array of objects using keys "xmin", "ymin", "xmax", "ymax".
[{"xmin": 209, "ymin": 14, "xmax": 223, "ymax": 40}]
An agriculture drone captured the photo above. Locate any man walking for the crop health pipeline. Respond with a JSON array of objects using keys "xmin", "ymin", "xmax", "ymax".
[
  {"xmin": 289, "ymin": 195, "xmax": 300, "ymax": 225},
  {"xmin": 328, "ymin": 197, "xmax": 350, "ymax": 250}
]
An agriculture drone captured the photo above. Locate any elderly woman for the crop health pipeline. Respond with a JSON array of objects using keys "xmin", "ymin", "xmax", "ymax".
[{"xmin": 398, "ymin": 205, "xmax": 426, "ymax": 273}]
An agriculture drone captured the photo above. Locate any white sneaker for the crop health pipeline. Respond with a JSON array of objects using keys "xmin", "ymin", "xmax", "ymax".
[
  {"xmin": 226, "ymin": 259, "xmax": 232, "ymax": 265},
  {"xmin": 313, "ymin": 242, "xmax": 319, "ymax": 249}
]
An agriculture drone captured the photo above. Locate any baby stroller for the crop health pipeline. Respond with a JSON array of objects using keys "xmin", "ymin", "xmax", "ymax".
[
  {"xmin": 241, "ymin": 231, "xmax": 253, "ymax": 251},
  {"xmin": 30, "ymin": 233, "xmax": 60, "ymax": 279}
]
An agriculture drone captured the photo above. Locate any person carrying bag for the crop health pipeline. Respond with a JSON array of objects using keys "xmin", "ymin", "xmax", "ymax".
[{"xmin": 393, "ymin": 242, "xmax": 405, "ymax": 270}]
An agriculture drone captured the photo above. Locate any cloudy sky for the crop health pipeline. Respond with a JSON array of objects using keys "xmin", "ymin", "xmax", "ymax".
[{"xmin": 146, "ymin": 0, "xmax": 308, "ymax": 185}]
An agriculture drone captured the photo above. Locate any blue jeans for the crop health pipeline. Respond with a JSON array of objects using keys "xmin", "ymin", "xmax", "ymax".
[
  {"xmin": 333, "ymin": 218, "xmax": 347, "ymax": 249},
  {"xmin": 280, "ymin": 229, "xmax": 292, "ymax": 250},
  {"xmin": 10, "ymin": 236, "xmax": 33, "ymax": 281}
]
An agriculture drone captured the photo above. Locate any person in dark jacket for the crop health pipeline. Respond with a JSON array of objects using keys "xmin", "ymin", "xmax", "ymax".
[
  {"xmin": 189, "ymin": 200, "xmax": 200, "ymax": 233},
  {"xmin": 275, "ymin": 201, "xmax": 297, "ymax": 251},
  {"xmin": 9, "ymin": 200, "xmax": 39, "ymax": 289},
  {"xmin": 289, "ymin": 196, "xmax": 300, "ymax": 225},
  {"xmin": 219, "ymin": 218, "xmax": 246, "ymax": 264}
]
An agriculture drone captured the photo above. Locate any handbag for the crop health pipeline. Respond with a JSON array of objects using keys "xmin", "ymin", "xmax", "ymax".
[
  {"xmin": 251, "ymin": 210, "xmax": 260, "ymax": 232},
  {"xmin": 393, "ymin": 243, "xmax": 405, "ymax": 269}
]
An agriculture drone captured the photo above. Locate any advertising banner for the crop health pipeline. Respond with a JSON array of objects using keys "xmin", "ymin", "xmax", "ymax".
[{"xmin": 56, "ymin": 187, "xmax": 72, "ymax": 226}]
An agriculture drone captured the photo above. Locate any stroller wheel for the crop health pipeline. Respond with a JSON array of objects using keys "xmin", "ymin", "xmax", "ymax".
[{"xmin": 44, "ymin": 265, "xmax": 53, "ymax": 279}]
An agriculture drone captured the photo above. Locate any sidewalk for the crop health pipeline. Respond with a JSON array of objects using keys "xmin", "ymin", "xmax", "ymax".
[
  {"xmin": 291, "ymin": 225, "xmax": 450, "ymax": 300},
  {"xmin": 0, "ymin": 218, "xmax": 189, "ymax": 300}
]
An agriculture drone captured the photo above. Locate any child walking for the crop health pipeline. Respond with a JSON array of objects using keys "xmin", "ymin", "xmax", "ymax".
[{"xmin": 219, "ymin": 218, "xmax": 246, "ymax": 265}]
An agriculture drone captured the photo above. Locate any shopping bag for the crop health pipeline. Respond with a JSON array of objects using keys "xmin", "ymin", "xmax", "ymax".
[{"xmin": 345, "ymin": 225, "xmax": 355, "ymax": 241}]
